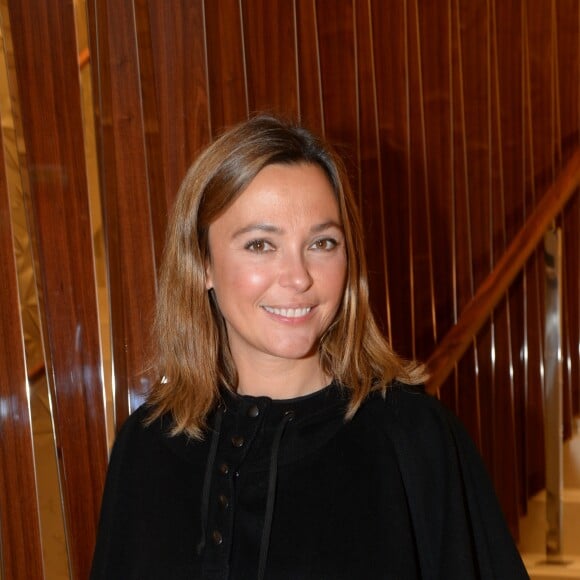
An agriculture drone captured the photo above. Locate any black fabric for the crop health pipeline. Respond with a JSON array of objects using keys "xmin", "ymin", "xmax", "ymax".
[{"xmin": 90, "ymin": 383, "xmax": 529, "ymax": 579}]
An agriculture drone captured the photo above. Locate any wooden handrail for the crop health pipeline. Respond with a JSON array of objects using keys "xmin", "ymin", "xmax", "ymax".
[{"xmin": 426, "ymin": 148, "xmax": 580, "ymax": 394}]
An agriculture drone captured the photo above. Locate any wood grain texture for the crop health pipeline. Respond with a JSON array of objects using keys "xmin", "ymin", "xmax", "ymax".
[
  {"xmin": 562, "ymin": 195, "xmax": 579, "ymax": 417},
  {"xmin": 241, "ymin": 0, "xmax": 298, "ymax": 116},
  {"xmin": 449, "ymin": 0, "xmax": 480, "ymax": 434},
  {"xmin": 372, "ymin": 0, "xmax": 414, "ymax": 356},
  {"xmin": 294, "ymin": 0, "xmax": 324, "ymax": 132},
  {"xmin": 132, "ymin": 0, "xmax": 168, "ymax": 267},
  {"xmin": 494, "ymin": 0, "xmax": 529, "ymax": 512},
  {"xmin": 410, "ymin": 0, "xmax": 444, "ymax": 363},
  {"xmin": 7, "ymin": 1, "xmax": 108, "ymax": 577},
  {"xmin": 353, "ymin": 0, "xmax": 390, "ymax": 339},
  {"xmin": 521, "ymin": 0, "xmax": 547, "ymax": 497},
  {"xmin": 88, "ymin": 0, "xmax": 158, "ymax": 426},
  {"xmin": 316, "ymin": 0, "xmax": 358, "ymax": 170},
  {"xmin": 488, "ymin": 0, "xmax": 520, "ymax": 531},
  {"xmin": 139, "ymin": 0, "xmax": 211, "ymax": 222},
  {"xmin": 204, "ymin": 0, "xmax": 248, "ymax": 132},
  {"xmin": 556, "ymin": 0, "xmax": 580, "ymax": 421},
  {"xmin": 0, "ymin": 103, "xmax": 44, "ymax": 580}
]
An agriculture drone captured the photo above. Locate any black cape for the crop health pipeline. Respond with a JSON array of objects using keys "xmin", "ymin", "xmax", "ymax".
[{"xmin": 91, "ymin": 383, "xmax": 528, "ymax": 579}]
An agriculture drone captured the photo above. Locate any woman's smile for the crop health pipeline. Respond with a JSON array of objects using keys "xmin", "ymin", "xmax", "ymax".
[{"xmin": 261, "ymin": 305, "xmax": 314, "ymax": 319}]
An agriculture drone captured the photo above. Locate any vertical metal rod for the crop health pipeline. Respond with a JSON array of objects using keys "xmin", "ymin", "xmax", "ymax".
[{"xmin": 543, "ymin": 226, "xmax": 563, "ymax": 561}]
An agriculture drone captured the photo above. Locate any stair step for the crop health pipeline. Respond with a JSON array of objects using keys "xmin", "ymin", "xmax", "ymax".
[
  {"xmin": 519, "ymin": 422, "xmax": 580, "ymax": 578},
  {"xmin": 521, "ymin": 554, "xmax": 580, "ymax": 580},
  {"xmin": 519, "ymin": 488, "xmax": 580, "ymax": 556}
]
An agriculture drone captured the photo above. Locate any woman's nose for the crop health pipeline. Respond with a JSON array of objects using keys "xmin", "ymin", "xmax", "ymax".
[{"xmin": 278, "ymin": 252, "xmax": 313, "ymax": 291}]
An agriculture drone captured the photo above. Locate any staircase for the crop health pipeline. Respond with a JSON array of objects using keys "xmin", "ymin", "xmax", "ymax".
[{"xmin": 519, "ymin": 420, "xmax": 580, "ymax": 579}]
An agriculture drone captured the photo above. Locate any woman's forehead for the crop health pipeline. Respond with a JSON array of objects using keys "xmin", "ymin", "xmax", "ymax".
[{"xmin": 210, "ymin": 163, "xmax": 341, "ymax": 232}]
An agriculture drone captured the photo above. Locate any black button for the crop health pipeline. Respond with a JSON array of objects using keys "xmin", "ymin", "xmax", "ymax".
[
  {"xmin": 212, "ymin": 530, "xmax": 223, "ymax": 545},
  {"xmin": 247, "ymin": 404, "xmax": 260, "ymax": 418},
  {"xmin": 218, "ymin": 494, "xmax": 229, "ymax": 509},
  {"xmin": 218, "ymin": 463, "xmax": 229, "ymax": 476},
  {"xmin": 231, "ymin": 435, "xmax": 244, "ymax": 448}
]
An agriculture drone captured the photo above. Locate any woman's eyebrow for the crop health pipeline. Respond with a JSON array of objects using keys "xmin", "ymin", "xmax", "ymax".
[
  {"xmin": 231, "ymin": 223, "xmax": 282, "ymax": 238},
  {"xmin": 231, "ymin": 220, "xmax": 343, "ymax": 238},
  {"xmin": 310, "ymin": 220, "xmax": 343, "ymax": 233}
]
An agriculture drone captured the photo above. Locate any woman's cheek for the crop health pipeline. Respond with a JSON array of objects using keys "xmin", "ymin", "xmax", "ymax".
[{"xmin": 228, "ymin": 263, "xmax": 270, "ymax": 291}]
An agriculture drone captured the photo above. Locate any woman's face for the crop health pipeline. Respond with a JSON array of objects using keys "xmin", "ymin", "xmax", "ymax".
[{"xmin": 205, "ymin": 162, "xmax": 347, "ymax": 369}]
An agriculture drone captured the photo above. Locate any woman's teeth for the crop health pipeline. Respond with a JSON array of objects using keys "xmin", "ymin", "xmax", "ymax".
[{"xmin": 263, "ymin": 306, "xmax": 312, "ymax": 318}]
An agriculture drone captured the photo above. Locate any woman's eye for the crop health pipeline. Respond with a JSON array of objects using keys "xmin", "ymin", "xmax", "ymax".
[
  {"xmin": 311, "ymin": 238, "xmax": 338, "ymax": 251},
  {"xmin": 245, "ymin": 239, "xmax": 273, "ymax": 252}
]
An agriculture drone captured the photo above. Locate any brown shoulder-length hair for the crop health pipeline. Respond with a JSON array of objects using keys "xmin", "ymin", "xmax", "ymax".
[{"xmin": 146, "ymin": 114, "xmax": 426, "ymax": 437}]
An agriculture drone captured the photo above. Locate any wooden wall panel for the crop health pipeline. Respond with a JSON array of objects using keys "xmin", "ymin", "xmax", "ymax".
[
  {"xmin": 405, "ymin": 0, "xmax": 438, "ymax": 363},
  {"xmin": 556, "ymin": 0, "xmax": 580, "ymax": 420},
  {"xmin": 520, "ymin": 3, "xmax": 546, "ymax": 496},
  {"xmin": 241, "ymin": 0, "xmax": 298, "ymax": 116},
  {"xmin": 456, "ymin": 1, "xmax": 497, "ymax": 477},
  {"xmin": 7, "ymin": 2, "xmax": 108, "ymax": 577},
  {"xmin": 452, "ymin": 0, "xmax": 521, "ymax": 532},
  {"xmin": 561, "ymin": 205, "xmax": 578, "ymax": 433},
  {"xmin": 415, "ymin": 0, "xmax": 453, "ymax": 355},
  {"xmin": 522, "ymin": 256, "xmax": 546, "ymax": 499},
  {"xmin": 204, "ymin": 1, "xmax": 248, "ymax": 132},
  {"xmin": 488, "ymin": 0, "xmax": 520, "ymax": 532},
  {"xmin": 527, "ymin": 0, "xmax": 559, "ymax": 189},
  {"xmin": 88, "ymin": 0, "xmax": 158, "ymax": 425},
  {"xmin": 449, "ymin": 0, "xmax": 481, "ymax": 443},
  {"xmin": 131, "ymin": 0, "xmax": 168, "ymax": 266},
  {"xmin": 316, "ymin": 0, "xmax": 358, "ymax": 172},
  {"xmin": 372, "ymin": 0, "xmax": 413, "ymax": 354},
  {"xmin": 562, "ymin": 196, "xmax": 579, "ymax": 416},
  {"xmin": 495, "ymin": 1, "xmax": 528, "ymax": 511},
  {"xmin": 140, "ymin": 0, "xmax": 211, "ymax": 215},
  {"xmin": 353, "ymin": 0, "xmax": 389, "ymax": 339},
  {"xmin": 0, "ymin": 110, "xmax": 44, "ymax": 580},
  {"xmin": 294, "ymin": 0, "xmax": 324, "ymax": 133}
]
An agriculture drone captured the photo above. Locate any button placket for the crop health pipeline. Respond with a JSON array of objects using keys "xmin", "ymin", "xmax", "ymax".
[{"xmin": 204, "ymin": 398, "xmax": 266, "ymax": 568}]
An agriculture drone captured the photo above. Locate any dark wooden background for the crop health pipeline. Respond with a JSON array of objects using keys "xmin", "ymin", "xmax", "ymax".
[{"xmin": 0, "ymin": 1, "xmax": 578, "ymax": 578}]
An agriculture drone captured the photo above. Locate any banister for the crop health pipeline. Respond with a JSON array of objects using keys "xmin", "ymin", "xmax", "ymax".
[{"xmin": 426, "ymin": 148, "xmax": 580, "ymax": 394}]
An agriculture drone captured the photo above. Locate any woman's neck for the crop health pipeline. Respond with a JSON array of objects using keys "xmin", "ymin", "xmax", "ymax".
[{"xmin": 234, "ymin": 354, "xmax": 330, "ymax": 400}]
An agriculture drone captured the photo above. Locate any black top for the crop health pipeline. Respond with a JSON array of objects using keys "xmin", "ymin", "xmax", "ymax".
[{"xmin": 91, "ymin": 382, "xmax": 529, "ymax": 579}]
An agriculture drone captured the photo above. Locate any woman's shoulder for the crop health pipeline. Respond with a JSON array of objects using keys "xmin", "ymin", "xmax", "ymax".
[
  {"xmin": 360, "ymin": 381, "xmax": 482, "ymax": 485},
  {"xmin": 104, "ymin": 404, "xmax": 164, "ymax": 466},
  {"xmin": 111, "ymin": 403, "xmax": 166, "ymax": 447},
  {"xmin": 364, "ymin": 381, "xmax": 459, "ymax": 436},
  {"xmin": 109, "ymin": 403, "xmax": 206, "ymax": 467}
]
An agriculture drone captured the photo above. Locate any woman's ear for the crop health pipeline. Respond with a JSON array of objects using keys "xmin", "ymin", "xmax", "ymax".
[{"xmin": 205, "ymin": 259, "xmax": 213, "ymax": 290}]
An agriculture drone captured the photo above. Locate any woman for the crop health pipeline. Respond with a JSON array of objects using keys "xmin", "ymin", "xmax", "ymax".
[{"xmin": 91, "ymin": 115, "xmax": 528, "ymax": 579}]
